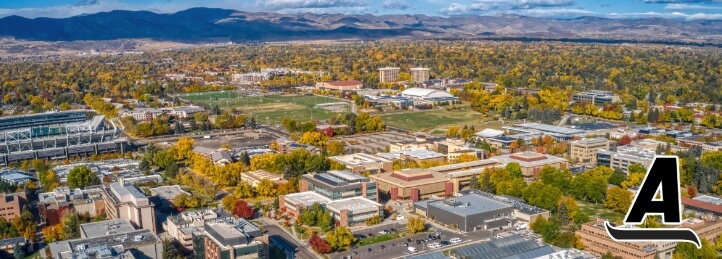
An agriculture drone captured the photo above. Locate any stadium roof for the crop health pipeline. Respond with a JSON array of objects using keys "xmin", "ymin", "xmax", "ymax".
[
  {"xmin": 475, "ymin": 128, "xmax": 505, "ymax": 138},
  {"xmin": 401, "ymin": 88, "xmax": 455, "ymax": 99},
  {"xmin": 514, "ymin": 123, "xmax": 585, "ymax": 135}
]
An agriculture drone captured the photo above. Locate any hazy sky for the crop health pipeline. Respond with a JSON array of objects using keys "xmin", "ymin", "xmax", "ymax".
[{"xmin": 1, "ymin": 0, "xmax": 721, "ymax": 20}]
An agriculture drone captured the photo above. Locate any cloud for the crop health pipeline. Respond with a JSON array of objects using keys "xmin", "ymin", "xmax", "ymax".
[
  {"xmin": 642, "ymin": 0, "xmax": 722, "ymax": 3},
  {"xmin": 665, "ymin": 3, "xmax": 722, "ymax": 9},
  {"xmin": 383, "ymin": 0, "xmax": 411, "ymax": 10},
  {"xmin": 439, "ymin": 0, "xmax": 576, "ymax": 15},
  {"xmin": 0, "ymin": 0, "xmax": 252, "ymax": 18},
  {"xmin": 258, "ymin": 0, "xmax": 366, "ymax": 11},
  {"xmin": 512, "ymin": 8, "xmax": 596, "ymax": 18}
]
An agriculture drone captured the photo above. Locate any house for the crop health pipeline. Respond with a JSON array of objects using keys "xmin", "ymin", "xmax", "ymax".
[{"xmin": 212, "ymin": 150, "xmax": 233, "ymax": 165}]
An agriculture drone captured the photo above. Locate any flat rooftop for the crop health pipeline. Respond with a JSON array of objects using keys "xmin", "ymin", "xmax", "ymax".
[
  {"xmin": 326, "ymin": 197, "xmax": 381, "ymax": 214},
  {"xmin": 491, "ymin": 152, "xmax": 567, "ymax": 167},
  {"xmin": 149, "ymin": 185, "xmax": 190, "ymax": 200},
  {"xmin": 429, "ymin": 159, "xmax": 499, "ymax": 173},
  {"xmin": 330, "ymin": 153, "xmax": 391, "ymax": 165},
  {"xmin": 427, "ymin": 193, "xmax": 513, "ymax": 217},
  {"xmin": 80, "ymin": 219, "xmax": 136, "ymax": 238},
  {"xmin": 376, "ymin": 150, "xmax": 445, "ymax": 160},
  {"xmin": 573, "ymin": 137, "xmax": 610, "ymax": 145},
  {"xmin": 284, "ymin": 191, "xmax": 332, "ymax": 206},
  {"xmin": 370, "ymin": 168, "xmax": 448, "ymax": 187},
  {"xmin": 514, "ymin": 123, "xmax": 586, "ymax": 135}
]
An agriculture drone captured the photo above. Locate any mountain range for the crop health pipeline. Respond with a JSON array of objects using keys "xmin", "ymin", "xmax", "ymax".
[{"xmin": 1, "ymin": 8, "xmax": 721, "ymax": 46}]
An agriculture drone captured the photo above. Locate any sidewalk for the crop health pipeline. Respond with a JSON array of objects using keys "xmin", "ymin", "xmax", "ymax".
[{"xmin": 260, "ymin": 218, "xmax": 323, "ymax": 259}]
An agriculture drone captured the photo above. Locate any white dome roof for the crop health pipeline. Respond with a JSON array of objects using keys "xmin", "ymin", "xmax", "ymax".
[{"xmin": 401, "ymin": 88, "xmax": 454, "ymax": 99}]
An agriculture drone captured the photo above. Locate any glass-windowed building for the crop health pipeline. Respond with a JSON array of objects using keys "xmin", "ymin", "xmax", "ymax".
[
  {"xmin": 300, "ymin": 170, "xmax": 378, "ymax": 202},
  {"xmin": 192, "ymin": 219, "xmax": 267, "ymax": 259}
]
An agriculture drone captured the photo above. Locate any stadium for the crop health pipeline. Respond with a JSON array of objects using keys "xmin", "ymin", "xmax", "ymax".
[{"xmin": 0, "ymin": 111, "xmax": 126, "ymax": 166}]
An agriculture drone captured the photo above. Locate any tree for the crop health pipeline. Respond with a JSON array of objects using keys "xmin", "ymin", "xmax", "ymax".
[
  {"xmin": 407, "ymin": 217, "xmax": 426, "ymax": 233},
  {"xmin": 67, "ymin": 165, "xmax": 100, "ymax": 189},
  {"xmin": 162, "ymin": 238, "xmax": 177, "ymax": 259},
  {"xmin": 608, "ymin": 168, "xmax": 626, "ymax": 187},
  {"xmin": 364, "ymin": 215, "xmax": 382, "ymax": 225},
  {"xmin": 317, "ymin": 210, "xmax": 333, "ymax": 232},
  {"xmin": 604, "ymin": 186, "xmax": 633, "ymax": 213},
  {"xmin": 255, "ymin": 179, "xmax": 277, "ymax": 197},
  {"xmin": 505, "ymin": 162, "xmax": 523, "ymax": 179},
  {"xmin": 61, "ymin": 211, "xmax": 80, "ymax": 240},
  {"xmin": 557, "ymin": 197, "xmax": 578, "ymax": 223},
  {"xmin": 309, "ymin": 234, "xmax": 332, "ymax": 254},
  {"xmin": 539, "ymin": 166, "xmax": 572, "ymax": 191},
  {"xmin": 675, "ymin": 238, "xmax": 716, "ymax": 258},
  {"xmin": 233, "ymin": 200, "xmax": 254, "ymax": 219},
  {"xmin": 479, "ymin": 171, "xmax": 495, "ymax": 193},
  {"xmin": 233, "ymin": 181, "xmax": 255, "ymax": 199},
  {"xmin": 12, "ymin": 243, "xmax": 24, "ymax": 259},
  {"xmin": 326, "ymin": 141, "xmax": 345, "ymax": 156},
  {"xmin": 530, "ymin": 216, "xmax": 559, "ymax": 244},
  {"xmin": 618, "ymin": 135, "xmax": 632, "ymax": 146},
  {"xmin": 469, "ymin": 175, "xmax": 480, "ymax": 190},
  {"xmin": 239, "ymin": 151, "xmax": 251, "ymax": 166},
  {"xmin": 325, "ymin": 226, "xmax": 355, "ymax": 250},
  {"xmin": 298, "ymin": 131, "xmax": 328, "ymax": 147},
  {"xmin": 558, "ymin": 202, "xmax": 570, "ymax": 226},
  {"xmin": 453, "ymin": 154, "xmax": 479, "ymax": 163}
]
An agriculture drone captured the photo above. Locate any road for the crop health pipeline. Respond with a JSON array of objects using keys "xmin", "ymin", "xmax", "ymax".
[
  {"xmin": 264, "ymin": 224, "xmax": 319, "ymax": 259},
  {"xmin": 557, "ymin": 113, "xmax": 571, "ymax": 126}
]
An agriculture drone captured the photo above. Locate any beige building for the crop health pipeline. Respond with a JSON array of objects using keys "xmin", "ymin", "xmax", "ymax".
[
  {"xmin": 410, "ymin": 67, "xmax": 430, "ymax": 83},
  {"xmin": 315, "ymin": 80, "xmax": 364, "ymax": 91},
  {"xmin": 490, "ymin": 152, "xmax": 569, "ymax": 180},
  {"xmin": 166, "ymin": 209, "xmax": 227, "ymax": 249},
  {"xmin": 570, "ymin": 138, "xmax": 614, "ymax": 165},
  {"xmin": 576, "ymin": 219, "xmax": 669, "ymax": 259},
  {"xmin": 429, "ymin": 159, "xmax": 500, "ymax": 193},
  {"xmin": 435, "ymin": 138, "xmax": 483, "ymax": 161},
  {"xmin": 378, "ymin": 67, "xmax": 400, "ymax": 83},
  {"xmin": 376, "ymin": 150, "xmax": 446, "ymax": 164},
  {"xmin": 369, "ymin": 168, "xmax": 451, "ymax": 201},
  {"xmin": 0, "ymin": 192, "xmax": 26, "ymax": 221},
  {"xmin": 101, "ymin": 179, "xmax": 156, "ymax": 233},
  {"xmin": 329, "ymin": 153, "xmax": 393, "ymax": 173},
  {"xmin": 240, "ymin": 170, "xmax": 288, "ymax": 187}
]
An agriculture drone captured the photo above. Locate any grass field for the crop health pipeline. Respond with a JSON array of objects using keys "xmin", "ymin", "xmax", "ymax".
[
  {"xmin": 379, "ymin": 108, "xmax": 504, "ymax": 132},
  {"xmin": 177, "ymin": 91, "xmax": 346, "ymax": 124},
  {"xmin": 578, "ymin": 200, "xmax": 623, "ymax": 222}
]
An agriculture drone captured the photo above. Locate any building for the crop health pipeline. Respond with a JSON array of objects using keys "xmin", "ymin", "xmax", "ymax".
[
  {"xmin": 231, "ymin": 73, "xmax": 269, "ymax": 84},
  {"xmin": 410, "ymin": 67, "xmax": 430, "ymax": 83},
  {"xmin": 576, "ymin": 219, "xmax": 675, "ymax": 259},
  {"xmin": 119, "ymin": 108, "xmax": 166, "ymax": 122},
  {"xmin": 597, "ymin": 146, "xmax": 655, "ymax": 174},
  {"xmin": 166, "ymin": 209, "xmax": 232, "ymax": 249},
  {"xmin": 0, "ymin": 192, "xmax": 26, "ymax": 221},
  {"xmin": 490, "ymin": 152, "xmax": 569, "ymax": 180},
  {"xmin": 280, "ymin": 191, "xmax": 332, "ymax": 217},
  {"xmin": 0, "ymin": 237, "xmax": 26, "ymax": 258},
  {"xmin": 240, "ymin": 170, "xmax": 288, "ymax": 187},
  {"xmin": 274, "ymin": 137, "xmax": 320, "ymax": 155},
  {"xmin": 329, "ymin": 153, "xmax": 393, "ymax": 173},
  {"xmin": 449, "ymin": 234, "xmax": 558, "ymax": 259},
  {"xmin": 38, "ymin": 187, "xmax": 104, "ymax": 226},
  {"xmin": 572, "ymin": 90, "xmax": 620, "ymax": 105},
  {"xmin": 0, "ymin": 111, "xmax": 124, "ymax": 166},
  {"xmin": 400, "ymin": 88, "xmax": 459, "ymax": 104},
  {"xmin": 378, "ymin": 67, "xmax": 400, "ymax": 83},
  {"xmin": 376, "ymin": 150, "xmax": 446, "ymax": 164},
  {"xmin": 369, "ymin": 168, "xmax": 451, "ymax": 201},
  {"xmin": 48, "ymin": 219, "xmax": 162, "ymax": 259},
  {"xmin": 192, "ymin": 220, "xmax": 267, "ymax": 259},
  {"xmin": 171, "ymin": 106, "xmax": 205, "ymax": 119},
  {"xmin": 428, "ymin": 160, "xmax": 500, "ymax": 193},
  {"xmin": 149, "ymin": 185, "xmax": 191, "ymax": 209},
  {"xmin": 212, "ymin": 150, "xmax": 233, "ymax": 166},
  {"xmin": 299, "ymin": 170, "xmax": 378, "ymax": 202},
  {"xmin": 682, "ymin": 195, "xmax": 722, "ymax": 216},
  {"xmin": 315, "ymin": 80, "xmax": 364, "ymax": 91},
  {"xmin": 101, "ymin": 180, "xmax": 156, "ymax": 233},
  {"xmin": 434, "ymin": 138, "xmax": 484, "ymax": 160},
  {"xmin": 0, "ymin": 169, "xmax": 30, "ymax": 185},
  {"xmin": 505, "ymin": 123, "xmax": 586, "ymax": 142},
  {"xmin": 570, "ymin": 138, "xmax": 615, "ymax": 165},
  {"xmin": 325, "ymin": 197, "xmax": 383, "ymax": 227},
  {"xmin": 414, "ymin": 193, "xmax": 515, "ymax": 232}
]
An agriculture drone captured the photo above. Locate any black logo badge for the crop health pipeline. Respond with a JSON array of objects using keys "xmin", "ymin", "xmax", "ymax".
[{"xmin": 605, "ymin": 156, "xmax": 701, "ymax": 248}]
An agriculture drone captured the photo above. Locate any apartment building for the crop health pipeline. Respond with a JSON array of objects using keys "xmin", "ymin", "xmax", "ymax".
[
  {"xmin": 0, "ymin": 192, "xmax": 26, "ymax": 221},
  {"xmin": 378, "ymin": 67, "xmax": 400, "ymax": 83},
  {"xmin": 410, "ymin": 67, "xmax": 430, "ymax": 83}
]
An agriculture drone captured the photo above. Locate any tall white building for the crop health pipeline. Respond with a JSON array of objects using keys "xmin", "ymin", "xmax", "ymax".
[
  {"xmin": 410, "ymin": 67, "xmax": 430, "ymax": 83},
  {"xmin": 101, "ymin": 179, "xmax": 156, "ymax": 233},
  {"xmin": 378, "ymin": 67, "xmax": 400, "ymax": 83}
]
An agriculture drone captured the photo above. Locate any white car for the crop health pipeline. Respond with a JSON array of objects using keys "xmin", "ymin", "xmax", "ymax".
[
  {"xmin": 396, "ymin": 215, "xmax": 406, "ymax": 220},
  {"xmin": 379, "ymin": 230, "xmax": 390, "ymax": 234},
  {"xmin": 427, "ymin": 243, "xmax": 436, "ymax": 248},
  {"xmin": 450, "ymin": 237, "xmax": 462, "ymax": 244},
  {"xmin": 408, "ymin": 247, "xmax": 417, "ymax": 253}
]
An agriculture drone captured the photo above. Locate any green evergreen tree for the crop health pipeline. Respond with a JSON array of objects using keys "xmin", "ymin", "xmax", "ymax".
[
  {"xmin": 62, "ymin": 211, "xmax": 80, "ymax": 240},
  {"xmin": 162, "ymin": 238, "xmax": 177, "ymax": 259},
  {"xmin": 12, "ymin": 243, "xmax": 23, "ymax": 259}
]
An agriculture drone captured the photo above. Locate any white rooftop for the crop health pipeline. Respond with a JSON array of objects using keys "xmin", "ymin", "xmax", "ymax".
[
  {"xmin": 326, "ymin": 197, "xmax": 381, "ymax": 214},
  {"xmin": 376, "ymin": 150, "xmax": 445, "ymax": 160},
  {"xmin": 284, "ymin": 191, "xmax": 332, "ymax": 207}
]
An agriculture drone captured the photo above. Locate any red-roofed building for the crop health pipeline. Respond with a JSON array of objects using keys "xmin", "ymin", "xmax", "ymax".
[{"xmin": 315, "ymin": 80, "xmax": 364, "ymax": 91}]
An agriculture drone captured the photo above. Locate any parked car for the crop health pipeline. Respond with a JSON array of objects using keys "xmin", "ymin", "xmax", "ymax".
[
  {"xmin": 381, "ymin": 245, "xmax": 385, "ymax": 249},
  {"xmin": 351, "ymin": 245, "xmax": 357, "ymax": 250},
  {"xmin": 367, "ymin": 248, "xmax": 372, "ymax": 252},
  {"xmin": 427, "ymin": 243, "xmax": 436, "ymax": 248},
  {"xmin": 390, "ymin": 244, "xmax": 395, "ymax": 247},
  {"xmin": 407, "ymin": 238, "xmax": 413, "ymax": 242},
  {"xmin": 379, "ymin": 230, "xmax": 389, "ymax": 234},
  {"xmin": 450, "ymin": 237, "xmax": 462, "ymax": 244},
  {"xmin": 353, "ymin": 252, "xmax": 358, "ymax": 255},
  {"xmin": 441, "ymin": 241, "xmax": 450, "ymax": 245},
  {"xmin": 396, "ymin": 215, "xmax": 406, "ymax": 220},
  {"xmin": 368, "ymin": 233, "xmax": 374, "ymax": 237},
  {"xmin": 403, "ymin": 243, "xmax": 409, "ymax": 247}
]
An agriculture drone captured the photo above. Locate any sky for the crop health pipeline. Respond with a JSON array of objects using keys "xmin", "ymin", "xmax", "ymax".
[{"xmin": 0, "ymin": 0, "xmax": 722, "ymax": 20}]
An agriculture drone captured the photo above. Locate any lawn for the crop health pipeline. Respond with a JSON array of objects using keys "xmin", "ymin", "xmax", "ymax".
[
  {"xmin": 577, "ymin": 200, "xmax": 624, "ymax": 223},
  {"xmin": 379, "ymin": 108, "xmax": 506, "ymax": 132},
  {"xmin": 177, "ymin": 91, "xmax": 346, "ymax": 124},
  {"xmin": 356, "ymin": 232, "xmax": 400, "ymax": 246}
]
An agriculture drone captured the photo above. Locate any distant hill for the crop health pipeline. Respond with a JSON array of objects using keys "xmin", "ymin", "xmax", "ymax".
[{"xmin": 0, "ymin": 8, "xmax": 721, "ymax": 46}]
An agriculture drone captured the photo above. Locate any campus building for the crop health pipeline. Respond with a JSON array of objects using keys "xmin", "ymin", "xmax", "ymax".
[
  {"xmin": 378, "ymin": 67, "xmax": 400, "ymax": 83},
  {"xmin": 192, "ymin": 219, "xmax": 267, "ymax": 259},
  {"xmin": 576, "ymin": 219, "xmax": 676, "ymax": 259},
  {"xmin": 410, "ymin": 67, "xmax": 430, "ymax": 83},
  {"xmin": 329, "ymin": 153, "xmax": 393, "ymax": 173},
  {"xmin": 400, "ymin": 88, "xmax": 459, "ymax": 104},
  {"xmin": 414, "ymin": 193, "xmax": 515, "ymax": 232},
  {"xmin": 376, "ymin": 150, "xmax": 446, "ymax": 164},
  {"xmin": 0, "ymin": 192, "xmax": 26, "ymax": 221},
  {"xmin": 101, "ymin": 179, "xmax": 156, "ymax": 233},
  {"xmin": 449, "ymin": 234, "xmax": 558, "ymax": 258},
  {"xmin": 572, "ymin": 90, "xmax": 620, "ymax": 105},
  {"xmin": 597, "ymin": 146, "xmax": 655, "ymax": 174},
  {"xmin": 300, "ymin": 170, "xmax": 378, "ymax": 202},
  {"xmin": 166, "ymin": 209, "xmax": 233, "ymax": 249},
  {"xmin": 315, "ymin": 80, "xmax": 364, "ymax": 91},
  {"xmin": 240, "ymin": 170, "xmax": 288, "ymax": 187},
  {"xmin": 434, "ymin": 138, "xmax": 484, "ymax": 161},
  {"xmin": 570, "ymin": 137, "xmax": 615, "ymax": 165},
  {"xmin": 490, "ymin": 152, "xmax": 569, "ymax": 180},
  {"xmin": 369, "ymin": 168, "xmax": 451, "ymax": 201},
  {"xmin": 48, "ymin": 219, "xmax": 162, "ymax": 259},
  {"xmin": 38, "ymin": 187, "xmax": 104, "ymax": 226},
  {"xmin": 279, "ymin": 191, "xmax": 382, "ymax": 227},
  {"xmin": 429, "ymin": 160, "xmax": 500, "ymax": 193}
]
